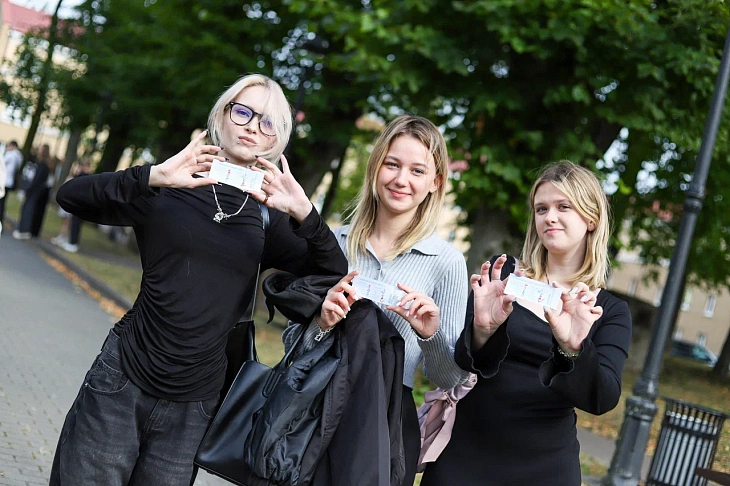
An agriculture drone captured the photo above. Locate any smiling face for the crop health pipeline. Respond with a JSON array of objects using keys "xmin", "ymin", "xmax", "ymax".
[
  {"xmin": 218, "ymin": 85, "xmax": 277, "ymax": 166},
  {"xmin": 533, "ymin": 182, "xmax": 595, "ymax": 259},
  {"xmin": 375, "ymin": 135, "xmax": 441, "ymax": 220}
]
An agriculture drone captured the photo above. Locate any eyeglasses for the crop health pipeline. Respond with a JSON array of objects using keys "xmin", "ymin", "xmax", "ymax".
[{"xmin": 227, "ymin": 102, "xmax": 276, "ymax": 137}]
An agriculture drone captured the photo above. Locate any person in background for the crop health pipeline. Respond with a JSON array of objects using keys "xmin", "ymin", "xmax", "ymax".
[
  {"xmin": 420, "ymin": 161, "xmax": 632, "ymax": 486},
  {"xmin": 52, "ymin": 158, "xmax": 92, "ymax": 252},
  {"xmin": 13, "ymin": 144, "xmax": 51, "ymax": 240},
  {"xmin": 0, "ymin": 140, "xmax": 23, "ymax": 232}
]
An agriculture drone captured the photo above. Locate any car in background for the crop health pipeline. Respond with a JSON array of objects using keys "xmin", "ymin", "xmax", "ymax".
[{"xmin": 670, "ymin": 339, "xmax": 718, "ymax": 367}]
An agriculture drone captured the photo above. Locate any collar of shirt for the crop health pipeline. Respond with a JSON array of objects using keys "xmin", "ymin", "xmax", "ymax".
[{"xmin": 338, "ymin": 225, "xmax": 442, "ymax": 257}]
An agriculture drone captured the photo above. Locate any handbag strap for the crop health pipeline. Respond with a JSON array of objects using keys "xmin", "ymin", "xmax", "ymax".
[{"xmin": 248, "ymin": 203, "xmax": 270, "ymax": 321}]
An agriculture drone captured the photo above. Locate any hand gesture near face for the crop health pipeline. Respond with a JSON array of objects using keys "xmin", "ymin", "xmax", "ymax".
[
  {"xmin": 387, "ymin": 284, "xmax": 440, "ymax": 339},
  {"xmin": 318, "ymin": 270, "xmax": 360, "ymax": 331},
  {"xmin": 543, "ymin": 282, "xmax": 603, "ymax": 355},
  {"xmin": 149, "ymin": 130, "xmax": 221, "ymax": 188},
  {"xmin": 250, "ymin": 154, "xmax": 312, "ymax": 223},
  {"xmin": 471, "ymin": 255, "xmax": 525, "ymax": 349}
]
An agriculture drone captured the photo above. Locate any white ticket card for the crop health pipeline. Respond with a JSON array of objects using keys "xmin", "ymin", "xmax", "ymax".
[
  {"xmin": 208, "ymin": 160, "xmax": 265, "ymax": 192},
  {"xmin": 351, "ymin": 275, "xmax": 407, "ymax": 308},
  {"xmin": 503, "ymin": 273, "xmax": 563, "ymax": 310}
]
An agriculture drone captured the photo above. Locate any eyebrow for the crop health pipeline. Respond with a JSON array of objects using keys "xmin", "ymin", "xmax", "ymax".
[
  {"xmin": 385, "ymin": 155, "xmax": 429, "ymax": 169},
  {"xmin": 534, "ymin": 198, "xmax": 571, "ymax": 207}
]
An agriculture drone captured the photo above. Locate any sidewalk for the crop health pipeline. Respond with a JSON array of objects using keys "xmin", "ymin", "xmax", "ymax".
[
  {"xmin": 1, "ymin": 223, "xmax": 651, "ymax": 485},
  {"xmin": 0, "ymin": 232, "xmax": 227, "ymax": 485}
]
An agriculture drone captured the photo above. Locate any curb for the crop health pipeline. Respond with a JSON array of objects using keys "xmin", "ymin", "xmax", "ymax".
[{"xmin": 4, "ymin": 216, "xmax": 133, "ymax": 310}]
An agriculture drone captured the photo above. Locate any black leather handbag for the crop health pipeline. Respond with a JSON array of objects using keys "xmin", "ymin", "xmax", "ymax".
[{"xmin": 194, "ymin": 325, "xmax": 306, "ymax": 485}]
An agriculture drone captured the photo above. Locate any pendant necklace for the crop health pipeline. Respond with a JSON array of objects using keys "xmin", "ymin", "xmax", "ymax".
[{"xmin": 212, "ymin": 185, "xmax": 249, "ymax": 223}]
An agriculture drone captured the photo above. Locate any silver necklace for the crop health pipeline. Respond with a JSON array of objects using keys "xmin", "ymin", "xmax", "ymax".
[{"xmin": 212, "ymin": 185, "xmax": 249, "ymax": 223}]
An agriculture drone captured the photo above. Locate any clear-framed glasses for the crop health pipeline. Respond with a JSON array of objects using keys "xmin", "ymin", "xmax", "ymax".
[{"xmin": 227, "ymin": 102, "xmax": 276, "ymax": 137}]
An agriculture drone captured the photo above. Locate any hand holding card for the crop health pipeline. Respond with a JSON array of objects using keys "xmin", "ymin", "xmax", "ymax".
[
  {"xmin": 351, "ymin": 275, "xmax": 407, "ymax": 308},
  {"xmin": 503, "ymin": 274, "xmax": 562, "ymax": 310},
  {"xmin": 208, "ymin": 160, "xmax": 265, "ymax": 192}
]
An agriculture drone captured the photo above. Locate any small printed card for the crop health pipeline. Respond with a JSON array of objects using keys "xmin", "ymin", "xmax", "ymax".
[
  {"xmin": 503, "ymin": 273, "xmax": 563, "ymax": 310},
  {"xmin": 351, "ymin": 275, "xmax": 408, "ymax": 308},
  {"xmin": 209, "ymin": 160, "xmax": 265, "ymax": 192}
]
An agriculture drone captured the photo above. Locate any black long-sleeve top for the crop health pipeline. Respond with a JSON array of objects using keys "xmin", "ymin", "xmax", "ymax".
[
  {"xmin": 56, "ymin": 164, "xmax": 347, "ymax": 400},
  {"xmin": 422, "ymin": 285, "xmax": 632, "ymax": 486}
]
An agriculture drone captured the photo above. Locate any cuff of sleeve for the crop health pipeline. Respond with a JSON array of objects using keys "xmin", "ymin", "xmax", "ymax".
[
  {"xmin": 538, "ymin": 337, "xmax": 591, "ymax": 386},
  {"xmin": 138, "ymin": 164, "xmax": 158, "ymax": 196},
  {"xmin": 301, "ymin": 317, "xmax": 323, "ymax": 351},
  {"xmin": 459, "ymin": 318, "xmax": 510, "ymax": 379},
  {"xmin": 415, "ymin": 326, "xmax": 444, "ymax": 348},
  {"xmin": 290, "ymin": 204, "xmax": 318, "ymax": 237}
]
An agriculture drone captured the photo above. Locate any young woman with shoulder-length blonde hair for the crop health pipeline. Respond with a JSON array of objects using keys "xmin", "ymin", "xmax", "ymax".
[
  {"xmin": 421, "ymin": 160, "xmax": 632, "ymax": 486},
  {"xmin": 286, "ymin": 114, "xmax": 470, "ymax": 486},
  {"xmin": 346, "ymin": 114, "xmax": 449, "ymax": 263},
  {"xmin": 521, "ymin": 162, "xmax": 611, "ymax": 289}
]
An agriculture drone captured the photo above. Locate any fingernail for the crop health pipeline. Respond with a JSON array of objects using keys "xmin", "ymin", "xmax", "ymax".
[
  {"xmin": 224, "ymin": 157, "xmax": 230, "ymax": 161},
  {"xmin": 543, "ymin": 306, "xmax": 548, "ymax": 313},
  {"xmin": 581, "ymin": 295, "xmax": 590, "ymax": 303}
]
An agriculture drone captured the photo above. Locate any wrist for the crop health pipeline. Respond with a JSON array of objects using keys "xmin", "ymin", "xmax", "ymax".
[
  {"xmin": 313, "ymin": 315, "xmax": 335, "ymax": 342},
  {"xmin": 148, "ymin": 165, "xmax": 164, "ymax": 187},
  {"xmin": 290, "ymin": 200, "xmax": 313, "ymax": 223},
  {"xmin": 557, "ymin": 345, "xmax": 581, "ymax": 360}
]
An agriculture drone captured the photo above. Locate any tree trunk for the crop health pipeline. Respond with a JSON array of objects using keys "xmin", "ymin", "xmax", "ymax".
[
  {"xmin": 711, "ymin": 328, "xmax": 730, "ymax": 381},
  {"xmin": 97, "ymin": 124, "xmax": 131, "ymax": 174},
  {"xmin": 465, "ymin": 204, "xmax": 523, "ymax": 273},
  {"xmin": 53, "ymin": 127, "xmax": 82, "ymax": 193},
  {"xmin": 21, "ymin": 0, "xmax": 63, "ymax": 161},
  {"xmin": 294, "ymin": 138, "xmax": 350, "ymax": 198},
  {"xmin": 319, "ymin": 143, "xmax": 349, "ymax": 219}
]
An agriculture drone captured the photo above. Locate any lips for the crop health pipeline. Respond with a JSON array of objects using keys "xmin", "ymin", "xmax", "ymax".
[
  {"xmin": 388, "ymin": 189, "xmax": 410, "ymax": 199},
  {"xmin": 239, "ymin": 136, "xmax": 256, "ymax": 146}
]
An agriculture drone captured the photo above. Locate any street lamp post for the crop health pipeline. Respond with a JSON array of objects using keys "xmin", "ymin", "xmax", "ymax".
[{"xmin": 602, "ymin": 24, "xmax": 730, "ymax": 485}]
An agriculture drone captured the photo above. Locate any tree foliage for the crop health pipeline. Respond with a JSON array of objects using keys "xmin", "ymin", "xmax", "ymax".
[{"xmin": 9, "ymin": 0, "xmax": 730, "ymax": 297}]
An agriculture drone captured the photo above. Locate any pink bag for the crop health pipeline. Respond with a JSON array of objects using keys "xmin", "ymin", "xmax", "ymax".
[{"xmin": 416, "ymin": 373, "xmax": 478, "ymax": 472}]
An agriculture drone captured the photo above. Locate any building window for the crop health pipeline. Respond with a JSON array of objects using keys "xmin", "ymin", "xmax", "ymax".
[
  {"xmin": 653, "ymin": 286, "xmax": 663, "ymax": 307},
  {"xmin": 704, "ymin": 294, "xmax": 717, "ymax": 318},
  {"xmin": 680, "ymin": 290, "xmax": 692, "ymax": 311},
  {"xmin": 628, "ymin": 279, "xmax": 638, "ymax": 297},
  {"xmin": 674, "ymin": 328, "xmax": 684, "ymax": 340},
  {"xmin": 697, "ymin": 333, "xmax": 707, "ymax": 347}
]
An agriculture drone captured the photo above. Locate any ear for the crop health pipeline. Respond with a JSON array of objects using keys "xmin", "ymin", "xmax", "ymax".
[
  {"xmin": 430, "ymin": 174, "xmax": 443, "ymax": 194},
  {"xmin": 587, "ymin": 220, "xmax": 596, "ymax": 232}
]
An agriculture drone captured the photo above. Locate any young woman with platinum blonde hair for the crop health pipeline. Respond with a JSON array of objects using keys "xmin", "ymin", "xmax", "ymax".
[
  {"xmin": 421, "ymin": 161, "xmax": 632, "ymax": 486},
  {"xmin": 50, "ymin": 73, "xmax": 347, "ymax": 486},
  {"xmin": 285, "ymin": 114, "xmax": 471, "ymax": 485}
]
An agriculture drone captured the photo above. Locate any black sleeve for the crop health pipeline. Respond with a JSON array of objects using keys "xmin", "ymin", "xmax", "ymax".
[
  {"xmin": 261, "ymin": 204, "xmax": 348, "ymax": 278},
  {"xmin": 455, "ymin": 291, "xmax": 511, "ymax": 377},
  {"xmin": 538, "ymin": 295, "xmax": 632, "ymax": 415},
  {"xmin": 454, "ymin": 254, "xmax": 517, "ymax": 377},
  {"xmin": 55, "ymin": 164, "xmax": 157, "ymax": 226}
]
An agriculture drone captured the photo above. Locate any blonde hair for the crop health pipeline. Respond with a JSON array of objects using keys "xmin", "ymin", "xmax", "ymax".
[
  {"xmin": 347, "ymin": 115, "xmax": 448, "ymax": 262},
  {"xmin": 207, "ymin": 74, "xmax": 292, "ymax": 163},
  {"xmin": 521, "ymin": 161, "xmax": 611, "ymax": 289}
]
